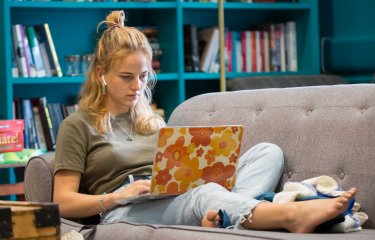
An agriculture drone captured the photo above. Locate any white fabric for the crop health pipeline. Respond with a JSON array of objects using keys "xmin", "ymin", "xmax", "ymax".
[{"xmin": 273, "ymin": 175, "xmax": 368, "ymax": 232}]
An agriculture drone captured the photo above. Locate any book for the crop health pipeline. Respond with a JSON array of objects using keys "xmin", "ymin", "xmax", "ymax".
[
  {"xmin": 269, "ymin": 23, "xmax": 280, "ymax": 71},
  {"xmin": 34, "ymin": 23, "xmax": 62, "ymax": 77},
  {"xmin": 11, "ymin": 42, "xmax": 20, "ymax": 78},
  {"xmin": 285, "ymin": 21, "xmax": 298, "ymax": 72},
  {"xmin": 252, "ymin": 31, "xmax": 259, "ymax": 72},
  {"xmin": 199, "ymin": 27, "xmax": 219, "ymax": 73},
  {"xmin": 11, "ymin": 24, "xmax": 28, "ymax": 77},
  {"xmin": 244, "ymin": 31, "xmax": 252, "ymax": 72},
  {"xmin": 39, "ymin": 42, "xmax": 53, "ymax": 77},
  {"xmin": 183, "ymin": 24, "xmax": 200, "ymax": 72},
  {"xmin": 226, "ymin": 31, "xmax": 232, "ymax": 72},
  {"xmin": 26, "ymin": 26, "xmax": 47, "ymax": 77},
  {"xmin": 232, "ymin": 31, "xmax": 242, "ymax": 73},
  {"xmin": 22, "ymin": 99, "xmax": 39, "ymax": 149},
  {"xmin": 138, "ymin": 26, "xmax": 162, "ymax": 72},
  {"xmin": 32, "ymin": 105, "xmax": 47, "ymax": 150},
  {"xmin": 262, "ymin": 31, "xmax": 270, "ymax": 72},
  {"xmin": 21, "ymin": 25, "xmax": 37, "ymax": 78},
  {"xmin": 32, "ymin": 97, "xmax": 55, "ymax": 151},
  {"xmin": 47, "ymin": 103, "xmax": 59, "ymax": 147},
  {"xmin": 275, "ymin": 23, "xmax": 286, "ymax": 72},
  {"xmin": 0, "ymin": 120, "xmax": 24, "ymax": 153}
]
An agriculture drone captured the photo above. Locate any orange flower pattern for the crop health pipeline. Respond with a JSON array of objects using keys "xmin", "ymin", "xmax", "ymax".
[
  {"xmin": 201, "ymin": 162, "xmax": 236, "ymax": 190},
  {"xmin": 190, "ymin": 127, "xmax": 214, "ymax": 147},
  {"xmin": 151, "ymin": 126, "xmax": 243, "ymax": 195},
  {"xmin": 211, "ymin": 129, "xmax": 237, "ymax": 157},
  {"xmin": 173, "ymin": 156, "xmax": 202, "ymax": 191},
  {"xmin": 157, "ymin": 128, "xmax": 174, "ymax": 148}
]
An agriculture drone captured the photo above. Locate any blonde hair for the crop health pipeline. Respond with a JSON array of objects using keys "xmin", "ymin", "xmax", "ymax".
[{"xmin": 78, "ymin": 10, "xmax": 165, "ymax": 135}]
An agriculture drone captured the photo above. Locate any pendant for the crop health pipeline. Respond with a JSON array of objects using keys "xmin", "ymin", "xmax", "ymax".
[{"xmin": 127, "ymin": 136, "xmax": 134, "ymax": 141}]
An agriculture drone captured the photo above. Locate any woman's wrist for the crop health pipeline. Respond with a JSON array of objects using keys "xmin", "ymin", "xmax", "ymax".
[
  {"xmin": 98, "ymin": 192, "xmax": 119, "ymax": 212},
  {"xmin": 98, "ymin": 193, "xmax": 107, "ymax": 212}
]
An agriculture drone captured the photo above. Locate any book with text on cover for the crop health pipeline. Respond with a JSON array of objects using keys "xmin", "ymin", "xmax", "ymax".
[{"xmin": 0, "ymin": 120, "xmax": 24, "ymax": 153}]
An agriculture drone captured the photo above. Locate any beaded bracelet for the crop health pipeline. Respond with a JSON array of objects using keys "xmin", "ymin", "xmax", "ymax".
[{"xmin": 99, "ymin": 193, "xmax": 107, "ymax": 212}]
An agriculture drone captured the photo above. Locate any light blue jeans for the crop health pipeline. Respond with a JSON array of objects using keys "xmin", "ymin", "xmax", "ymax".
[{"xmin": 101, "ymin": 142, "xmax": 284, "ymax": 229}]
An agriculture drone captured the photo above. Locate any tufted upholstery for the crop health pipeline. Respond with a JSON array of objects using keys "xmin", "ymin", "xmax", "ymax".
[{"xmin": 24, "ymin": 84, "xmax": 375, "ymax": 239}]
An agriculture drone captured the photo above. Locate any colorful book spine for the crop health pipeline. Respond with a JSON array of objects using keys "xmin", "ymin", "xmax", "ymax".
[
  {"xmin": 199, "ymin": 27, "xmax": 219, "ymax": 73},
  {"xmin": 22, "ymin": 99, "xmax": 39, "ymax": 149},
  {"xmin": 21, "ymin": 25, "xmax": 37, "ymax": 78},
  {"xmin": 34, "ymin": 23, "xmax": 62, "ymax": 77},
  {"xmin": 44, "ymin": 24, "xmax": 62, "ymax": 77},
  {"xmin": 38, "ymin": 97, "xmax": 56, "ymax": 150},
  {"xmin": 11, "ymin": 24, "xmax": 28, "ymax": 77},
  {"xmin": 26, "ymin": 26, "xmax": 47, "ymax": 77}
]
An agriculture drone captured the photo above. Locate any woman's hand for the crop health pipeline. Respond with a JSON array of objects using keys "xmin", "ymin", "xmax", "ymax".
[{"xmin": 112, "ymin": 180, "xmax": 151, "ymax": 201}]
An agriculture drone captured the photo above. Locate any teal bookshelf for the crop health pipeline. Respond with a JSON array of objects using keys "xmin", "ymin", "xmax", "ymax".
[{"xmin": 0, "ymin": 0, "xmax": 320, "ymax": 199}]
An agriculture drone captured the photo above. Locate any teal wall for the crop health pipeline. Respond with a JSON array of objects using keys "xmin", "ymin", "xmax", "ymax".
[{"xmin": 319, "ymin": 0, "xmax": 375, "ymax": 83}]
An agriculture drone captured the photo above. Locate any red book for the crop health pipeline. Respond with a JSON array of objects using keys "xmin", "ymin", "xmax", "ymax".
[
  {"xmin": 251, "ymin": 31, "xmax": 257, "ymax": 72},
  {"xmin": 241, "ymin": 31, "xmax": 247, "ymax": 72},
  {"xmin": 0, "ymin": 120, "xmax": 25, "ymax": 153}
]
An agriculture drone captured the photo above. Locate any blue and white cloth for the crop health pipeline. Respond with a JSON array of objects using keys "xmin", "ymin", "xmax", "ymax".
[{"xmin": 271, "ymin": 175, "xmax": 368, "ymax": 233}]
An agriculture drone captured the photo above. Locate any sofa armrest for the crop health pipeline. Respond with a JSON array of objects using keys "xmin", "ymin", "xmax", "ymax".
[{"xmin": 24, "ymin": 152, "xmax": 55, "ymax": 202}]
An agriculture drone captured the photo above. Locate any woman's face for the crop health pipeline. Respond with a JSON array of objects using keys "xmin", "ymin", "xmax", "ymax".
[{"xmin": 103, "ymin": 51, "xmax": 149, "ymax": 115}]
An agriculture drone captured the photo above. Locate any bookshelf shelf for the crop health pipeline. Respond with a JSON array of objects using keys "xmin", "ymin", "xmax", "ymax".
[
  {"xmin": 8, "ymin": 1, "xmax": 178, "ymax": 9},
  {"xmin": 11, "ymin": 73, "xmax": 179, "ymax": 85},
  {"xmin": 181, "ymin": 2, "xmax": 311, "ymax": 10},
  {"xmin": 12, "ymin": 76, "xmax": 85, "ymax": 84},
  {"xmin": 184, "ymin": 71, "xmax": 310, "ymax": 80},
  {"xmin": 0, "ymin": 0, "xmax": 320, "ymax": 199}
]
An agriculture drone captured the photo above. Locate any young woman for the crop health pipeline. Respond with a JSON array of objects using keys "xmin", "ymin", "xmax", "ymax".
[{"xmin": 53, "ymin": 10, "xmax": 356, "ymax": 233}]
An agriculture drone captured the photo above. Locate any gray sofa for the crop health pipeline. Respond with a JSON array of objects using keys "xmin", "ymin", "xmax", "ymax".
[{"xmin": 24, "ymin": 84, "xmax": 375, "ymax": 239}]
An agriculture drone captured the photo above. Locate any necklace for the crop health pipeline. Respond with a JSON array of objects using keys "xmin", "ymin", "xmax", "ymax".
[{"xmin": 114, "ymin": 119, "xmax": 134, "ymax": 141}]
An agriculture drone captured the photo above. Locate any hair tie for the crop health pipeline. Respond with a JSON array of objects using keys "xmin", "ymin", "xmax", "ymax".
[{"xmin": 109, "ymin": 10, "xmax": 125, "ymax": 31}]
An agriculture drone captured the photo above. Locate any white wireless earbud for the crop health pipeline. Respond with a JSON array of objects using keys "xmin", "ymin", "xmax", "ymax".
[
  {"xmin": 101, "ymin": 75, "xmax": 107, "ymax": 85},
  {"xmin": 101, "ymin": 75, "xmax": 107, "ymax": 95}
]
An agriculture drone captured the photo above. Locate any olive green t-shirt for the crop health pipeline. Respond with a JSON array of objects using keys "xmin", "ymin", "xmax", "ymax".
[{"xmin": 54, "ymin": 110, "xmax": 158, "ymax": 195}]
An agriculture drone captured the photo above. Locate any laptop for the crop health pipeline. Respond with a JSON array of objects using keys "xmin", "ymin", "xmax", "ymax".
[{"xmin": 114, "ymin": 125, "xmax": 244, "ymax": 204}]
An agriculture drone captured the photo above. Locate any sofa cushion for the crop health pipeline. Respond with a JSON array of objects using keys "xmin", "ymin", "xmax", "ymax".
[{"xmin": 62, "ymin": 220, "xmax": 375, "ymax": 240}]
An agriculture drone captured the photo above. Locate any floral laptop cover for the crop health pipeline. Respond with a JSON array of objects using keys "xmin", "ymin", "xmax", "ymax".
[{"xmin": 115, "ymin": 125, "xmax": 244, "ymax": 204}]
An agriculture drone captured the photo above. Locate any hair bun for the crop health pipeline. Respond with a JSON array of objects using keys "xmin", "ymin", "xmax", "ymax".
[{"xmin": 106, "ymin": 10, "xmax": 125, "ymax": 29}]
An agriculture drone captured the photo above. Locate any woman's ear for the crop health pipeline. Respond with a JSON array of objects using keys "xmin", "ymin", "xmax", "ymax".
[{"xmin": 96, "ymin": 66, "xmax": 104, "ymax": 80}]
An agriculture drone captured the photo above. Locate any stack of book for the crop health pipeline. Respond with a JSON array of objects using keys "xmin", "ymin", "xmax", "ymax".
[
  {"xmin": 11, "ymin": 23, "xmax": 62, "ymax": 78},
  {"xmin": 138, "ymin": 26, "xmax": 163, "ymax": 73},
  {"xmin": 183, "ymin": 21, "xmax": 297, "ymax": 73},
  {"xmin": 13, "ymin": 97, "xmax": 78, "ymax": 151}
]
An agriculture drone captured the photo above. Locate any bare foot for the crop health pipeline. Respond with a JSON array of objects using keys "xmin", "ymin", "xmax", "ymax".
[
  {"xmin": 202, "ymin": 210, "xmax": 221, "ymax": 228},
  {"xmin": 285, "ymin": 187, "xmax": 357, "ymax": 233}
]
